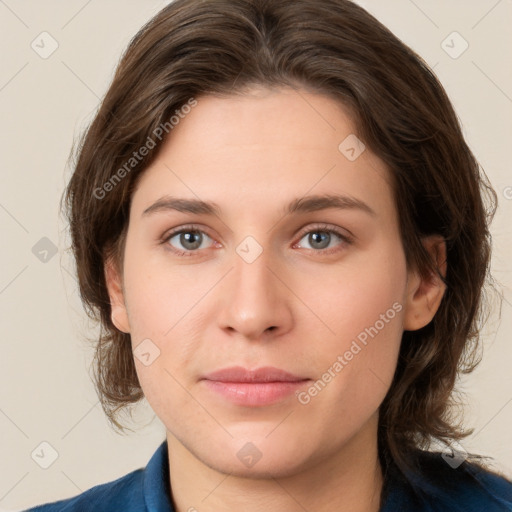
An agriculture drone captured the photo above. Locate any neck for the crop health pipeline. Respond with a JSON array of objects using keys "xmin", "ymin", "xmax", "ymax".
[{"xmin": 167, "ymin": 414, "xmax": 384, "ymax": 512}]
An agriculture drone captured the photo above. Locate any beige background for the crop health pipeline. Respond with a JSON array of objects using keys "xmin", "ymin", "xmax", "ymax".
[{"xmin": 0, "ymin": 1, "xmax": 511, "ymax": 510}]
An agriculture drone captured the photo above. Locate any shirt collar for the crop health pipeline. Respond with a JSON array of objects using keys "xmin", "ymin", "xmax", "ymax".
[
  {"xmin": 143, "ymin": 440, "xmax": 175, "ymax": 512},
  {"xmin": 141, "ymin": 439, "xmax": 424, "ymax": 512}
]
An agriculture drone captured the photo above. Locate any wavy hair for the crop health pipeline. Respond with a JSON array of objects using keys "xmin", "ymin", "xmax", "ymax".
[{"xmin": 61, "ymin": 0, "xmax": 499, "ymax": 477}]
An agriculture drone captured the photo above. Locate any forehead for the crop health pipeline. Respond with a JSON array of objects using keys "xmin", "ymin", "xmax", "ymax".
[
  {"xmin": 170, "ymin": 86, "xmax": 358, "ymax": 152},
  {"xmin": 130, "ymin": 87, "xmax": 394, "ymax": 222}
]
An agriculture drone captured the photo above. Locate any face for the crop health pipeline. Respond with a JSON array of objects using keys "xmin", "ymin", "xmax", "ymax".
[{"xmin": 106, "ymin": 86, "xmax": 444, "ymax": 478}]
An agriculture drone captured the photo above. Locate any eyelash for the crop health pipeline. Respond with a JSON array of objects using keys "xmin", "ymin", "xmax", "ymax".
[{"xmin": 160, "ymin": 223, "xmax": 353, "ymax": 257}]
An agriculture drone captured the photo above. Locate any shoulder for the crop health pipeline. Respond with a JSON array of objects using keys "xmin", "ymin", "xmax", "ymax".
[
  {"xmin": 23, "ymin": 468, "xmax": 145, "ymax": 512},
  {"xmin": 23, "ymin": 440, "xmax": 172, "ymax": 512},
  {"xmin": 382, "ymin": 449, "xmax": 512, "ymax": 512}
]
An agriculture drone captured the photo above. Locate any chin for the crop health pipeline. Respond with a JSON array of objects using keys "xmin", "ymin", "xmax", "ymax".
[
  {"xmin": 206, "ymin": 454, "xmax": 310, "ymax": 480},
  {"xmin": 198, "ymin": 435, "xmax": 315, "ymax": 479}
]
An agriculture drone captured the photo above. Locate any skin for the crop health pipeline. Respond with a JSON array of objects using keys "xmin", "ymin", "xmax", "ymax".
[{"xmin": 105, "ymin": 86, "xmax": 446, "ymax": 512}]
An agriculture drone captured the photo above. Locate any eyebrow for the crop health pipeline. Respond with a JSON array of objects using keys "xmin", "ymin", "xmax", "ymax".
[{"xmin": 141, "ymin": 193, "xmax": 377, "ymax": 218}]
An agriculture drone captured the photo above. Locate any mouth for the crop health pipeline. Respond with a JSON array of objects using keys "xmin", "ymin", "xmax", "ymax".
[{"xmin": 200, "ymin": 366, "xmax": 311, "ymax": 406}]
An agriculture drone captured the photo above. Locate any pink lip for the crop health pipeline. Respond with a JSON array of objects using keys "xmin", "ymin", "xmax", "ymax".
[
  {"xmin": 202, "ymin": 366, "xmax": 306, "ymax": 383},
  {"xmin": 201, "ymin": 366, "xmax": 311, "ymax": 406}
]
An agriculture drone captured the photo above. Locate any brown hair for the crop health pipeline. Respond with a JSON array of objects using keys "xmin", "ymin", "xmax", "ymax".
[{"xmin": 61, "ymin": 0, "xmax": 499, "ymax": 477}]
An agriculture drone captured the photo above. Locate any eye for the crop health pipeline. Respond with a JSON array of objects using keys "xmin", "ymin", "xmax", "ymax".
[
  {"xmin": 161, "ymin": 223, "xmax": 352, "ymax": 257},
  {"xmin": 163, "ymin": 226, "xmax": 216, "ymax": 256},
  {"xmin": 294, "ymin": 225, "xmax": 352, "ymax": 254}
]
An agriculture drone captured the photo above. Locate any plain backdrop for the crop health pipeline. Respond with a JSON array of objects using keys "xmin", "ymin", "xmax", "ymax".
[{"xmin": 0, "ymin": 1, "xmax": 511, "ymax": 510}]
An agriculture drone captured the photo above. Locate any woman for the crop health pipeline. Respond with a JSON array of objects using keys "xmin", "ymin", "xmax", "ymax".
[{"xmin": 25, "ymin": 0, "xmax": 512, "ymax": 510}]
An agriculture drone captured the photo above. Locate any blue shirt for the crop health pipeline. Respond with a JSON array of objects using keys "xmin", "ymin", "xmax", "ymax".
[{"xmin": 24, "ymin": 440, "xmax": 512, "ymax": 511}]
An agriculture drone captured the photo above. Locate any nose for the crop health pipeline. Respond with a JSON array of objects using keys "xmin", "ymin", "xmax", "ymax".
[{"xmin": 215, "ymin": 242, "xmax": 294, "ymax": 341}]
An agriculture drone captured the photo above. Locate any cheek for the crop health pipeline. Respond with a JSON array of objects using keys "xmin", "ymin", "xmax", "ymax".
[
  {"xmin": 299, "ymin": 242, "xmax": 406, "ymax": 346},
  {"xmin": 122, "ymin": 243, "xmax": 213, "ymax": 340},
  {"xmin": 295, "ymin": 245, "xmax": 406, "ymax": 404},
  {"xmin": 122, "ymin": 249, "xmax": 214, "ymax": 407}
]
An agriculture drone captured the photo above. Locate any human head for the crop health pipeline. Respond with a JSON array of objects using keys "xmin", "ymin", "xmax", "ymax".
[{"xmin": 62, "ymin": 0, "xmax": 496, "ymax": 476}]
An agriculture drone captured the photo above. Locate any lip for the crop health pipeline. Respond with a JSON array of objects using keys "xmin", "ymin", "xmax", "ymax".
[
  {"xmin": 201, "ymin": 366, "xmax": 311, "ymax": 406},
  {"xmin": 202, "ymin": 365, "xmax": 307, "ymax": 383}
]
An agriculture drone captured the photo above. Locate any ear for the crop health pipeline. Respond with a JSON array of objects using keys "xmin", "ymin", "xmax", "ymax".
[
  {"xmin": 403, "ymin": 235, "xmax": 447, "ymax": 331},
  {"xmin": 104, "ymin": 256, "xmax": 130, "ymax": 333}
]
